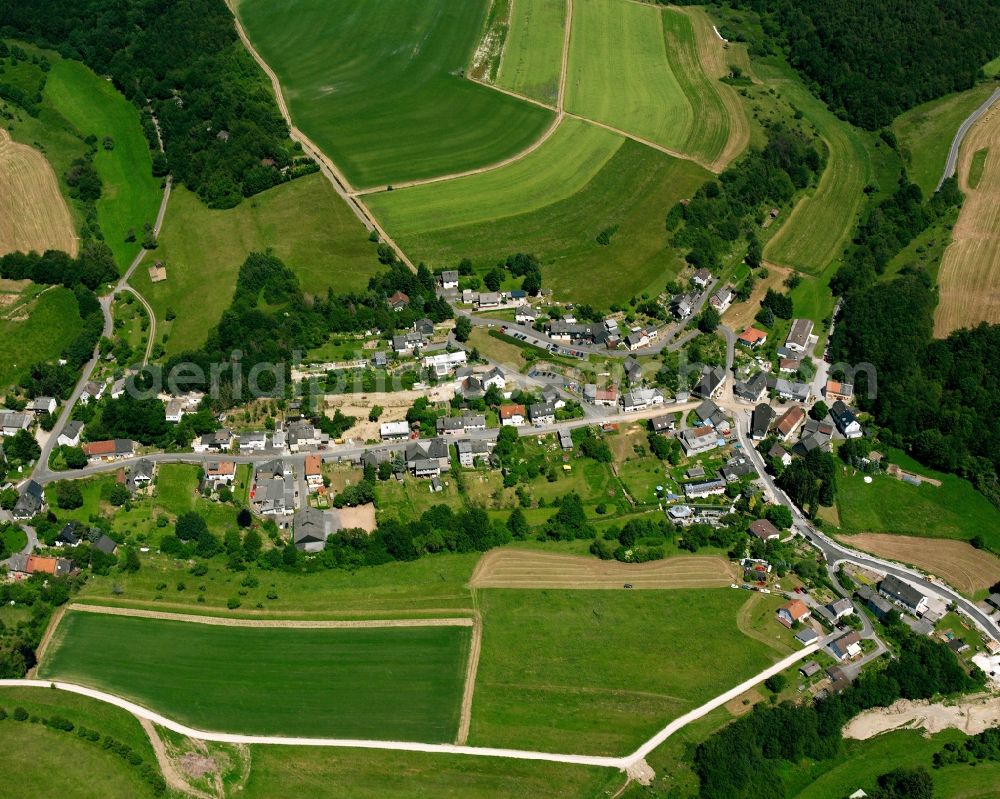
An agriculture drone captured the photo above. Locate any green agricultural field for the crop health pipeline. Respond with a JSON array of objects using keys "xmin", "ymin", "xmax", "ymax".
[
  {"xmin": 237, "ymin": 0, "xmax": 553, "ymax": 188},
  {"xmin": 367, "ymin": 118, "xmax": 621, "ymax": 235},
  {"xmin": 834, "ymin": 449, "xmax": 1000, "ymax": 550},
  {"xmin": 788, "ymin": 729, "xmax": 1000, "ymax": 799},
  {"xmin": 134, "ymin": 175, "xmax": 377, "ymax": 355},
  {"xmin": 495, "ymin": 0, "xmax": 565, "ymax": 105},
  {"xmin": 243, "ymin": 746, "xmax": 619, "ymax": 799},
  {"xmin": 42, "ymin": 60, "xmax": 162, "ymax": 270},
  {"xmin": 376, "ymin": 137, "xmax": 709, "ymax": 306},
  {"xmin": 469, "ymin": 588, "xmax": 780, "ymax": 754},
  {"xmin": 40, "ymin": 611, "xmax": 470, "ymax": 741},
  {"xmin": 968, "ymin": 147, "xmax": 989, "ymax": 189},
  {"xmin": 0, "ymin": 286, "xmax": 83, "ymax": 388},
  {"xmin": 760, "ymin": 60, "xmax": 872, "ymax": 274},
  {"xmin": 891, "ymin": 83, "xmax": 998, "ymax": 196},
  {"xmin": 77, "ymin": 551, "xmax": 480, "ymax": 618},
  {"xmin": 562, "ymin": 1, "xmax": 733, "ymax": 165},
  {"xmin": 0, "ymin": 688, "xmax": 162, "ymax": 799}
]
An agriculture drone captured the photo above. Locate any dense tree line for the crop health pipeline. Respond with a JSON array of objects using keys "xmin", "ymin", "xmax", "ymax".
[
  {"xmin": 692, "ymin": 620, "xmax": 984, "ymax": 798},
  {"xmin": 776, "ymin": 448, "xmax": 836, "ymax": 515},
  {"xmin": 722, "ymin": 0, "xmax": 1000, "ymax": 129},
  {"xmin": 666, "ymin": 127, "xmax": 822, "ymax": 270},
  {"xmin": 0, "ymin": 0, "xmax": 293, "ymax": 207}
]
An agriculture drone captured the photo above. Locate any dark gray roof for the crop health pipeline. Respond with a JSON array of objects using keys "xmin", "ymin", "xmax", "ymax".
[
  {"xmin": 751, "ymin": 403, "xmax": 776, "ymax": 438},
  {"xmin": 89, "ymin": 532, "xmax": 118, "ymax": 554},
  {"xmin": 879, "ymin": 574, "xmax": 926, "ymax": 609}
]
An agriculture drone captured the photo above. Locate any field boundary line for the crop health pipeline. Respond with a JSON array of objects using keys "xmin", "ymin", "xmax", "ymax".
[
  {"xmin": 30, "ymin": 605, "xmax": 67, "ymax": 675},
  {"xmin": 225, "ymin": 0, "xmax": 415, "ymax": 271},
  {"xmin": 66, "ymin": 604, "xmax": 474, "ymax": 629},
  {"xmin": 455, "ymin": 601, "xmax": 483, "ymax": 745}
]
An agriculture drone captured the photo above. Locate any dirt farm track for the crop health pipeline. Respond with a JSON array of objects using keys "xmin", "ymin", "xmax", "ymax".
[
  {"xmin": 844, "ymin": 533, "xmax": 1000, "ymax": 596},
  {"xmin": 469, "ymin": 550, "xmax": 737, "ymax": 589},
  {"xmin": 0, "ymin": 129, "xmax": 78, "ymax": 257}
]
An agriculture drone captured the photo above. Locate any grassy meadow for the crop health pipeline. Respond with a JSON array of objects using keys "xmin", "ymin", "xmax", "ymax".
[
  {"xmin": 377, "ymin": 138, "xmax": 709, "ymax": 305},
  {"xmin": 42, "ymin": 60, "xmax": 162, "ymax": 270},
  {"xmin": 0, "ymin": 286, "xmax": 83, "ymax": 388},
  {"xmin": 891, "ymin": 83, "xmax": 997, "ymax": 196},
  {"xmin": 834, "ymin": 449, "xmax": 1000, "ymax": 550},
  {"xmin": 968, "ymin": 147, "xmax": 989, "ymax": 189},
  {"xmin": 134, "ymin": 175, "xmax": 378, "ymax": 355},
  {"xmin": 759, "ymin": 60, "xmax": 872, "ymax": 274},
  {"xmin": 40, "ymin": 611, "xmax": 471, "ymax": 741},
  {"xmin": 468, "ymin": 588, "xmax": 781, "ymax": 754},
  {"xmin": 495, "ymin": 0, "xmax": 566, "ymax": 105},
  {"xmin": 237, "ymin": 0, "xmax": 553, "ymax": 188}
]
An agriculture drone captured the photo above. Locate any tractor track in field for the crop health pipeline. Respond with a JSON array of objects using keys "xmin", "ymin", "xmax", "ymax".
[{"xmin": 66, "ymin": 604, "xmax": 474, "ymax": 629}]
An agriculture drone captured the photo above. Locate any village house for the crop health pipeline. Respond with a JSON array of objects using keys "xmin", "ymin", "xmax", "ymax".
[
  {"xmin": 827, "ymin": 598, "xmax": 855, "ymax": 619},
  {"xmin": 671, "ymin": 292, "xmax": 697, "ymax": 320},
  {"xmin": 379, "ymin": 421, "xmax": 410, "ymax": 441},
  {"xmin": 193, "ymin": 429, "xmax": 232, "ymax": 454},
  {"xmin": 799, "ymin": 661, "xmax": 821, "ymax": 678},
  {"xmin": 768, "ymin": 442, "xmax": 793, "ymax": 467},
  {"xmin": 622, "ymin": 356, "xmax": 643, "ymax": 385},
  {"xmin": 680, "ymin": 425, "xmax": 722, "ymax": 456},
  {"xmin": 0, "ymin": 411, "xmax": 30, "ymax": 437},
  {"xmin": 515, "ymin": 306, "xmax": 538, "ymax": 325},
  {"xmin": 304, "ymin": 454, "xmax": 323, "ymax": 491},
  {"xmin": 57, "ymin": 420, "xmax": 84, "ymax": 448},
  {"xmin": 82, "ymin": 439, "xmax": 135, "ymax": 463},
  {"xmin": 292, "ymin": 507, "xmax": 341, "ymax": 552},
  {"xmin": 649, "ymin": 414, "xmax": 675, "ymax": 434},
  {"xmin": 439, "ymin": 270, "xmax": 459, "ymax": 290},
  {"xmin": 777, "ymin": 599, "xmax": 811, "ymax": 627},
  {"xmin": 624, "ymin": 331, "xmax": 649, "ymax": 351},
  {"xmin": 878, "ymin": 575, "xmax": 929, "ymax": 616},
  {"xmin": 423, "ymin": 350, "xmax": 467, "ymax": 377},
  {"xmin": 477, "ymin": 291, "xmax": 501, "ymax": 309},
  {"xmin": 734, "ymin": 372, "xmax": 768, "ymax": 403},
  {"xmin": 27, "ymin": 397, "xmax": 56, "ymax": 415},
  {"xmin": 125, "ymin": 459, "xmax": 155, "ymax": 493},
  {"xmin": 165, "ymin": 397, "xmax": 186, "ymax": 423},
  {"xmin": 7, "ymin": 553, "xmax": 72, "ymax": 579},
  {"xmin": 79, "ymin": 381, "xmax": 104, "ymax": 405},
  {"xmin": 856, "ymin": 584, "xmax": 894, "ymax": 620},
  {"xmin": 620, "ymin": 388, "xmax": 663, "ymax": 413},
  {"xmin": 88, "ymin": 531, "xmax": 118, "ymax": 556},
  {"xmin": 691, "ymin": 268, "xmax": 712, "ymax": 288},
  {"xmin": 695, "ymin": 399, "xmax": 728, "ymax": 430},
  {"xmin": 12, "ymin": 480, "xmax": 44, "ymax": 520},
  {"xmin": 720, "ymin": 456, "xmax": 754, "ymax": 482},
  {"xmin": 696, "ymin": 366, "xmax": 727, "ymax": 399},
  {"xmin": 738, "ymin": 327, "xmax": 768, "ymax": 349},
  {"xmin": 750, "ymin": 403, "xmax": 776, "ymax": 440},
  {"xmin": 204, "ymin": 460, "xmax": 236, "ymax": 490},
  {"xmin": 830, "ymin": 400, "xmax": 863, "ymax": 439},
  {"xmin": 769, "ymin": 376, "xmax": 812, "ymax": 403},
  {"xmin": 824, "ymin": 380, "xmax": 854, "ymax": 403},
  {"xmin": 794, "ymin": 419, "xmax": 834, "ymax": 457},
  {"xmin": 684, "ymin": 479, "xmax": 726, "ymax": 499},
  {"xmin": 413, "ymin": 318, "xmax": 435, "ymax": 337},
  {"xmin": 779, "ymin": 357, "xmax": 802, "ymax": 374},
  {"xmin": 388, "ymin": 291, "xmax": 409, "ymax": 311},
  {"xmin": 796, "ymin": 628, "xmax": 820, "ymax": 646},
  {"xmin": 709, "ymin": 286, "xmax": 733, "ymax": 314},
  {"xmin": 500, "ymin": 404, "xmax": 526, "ymax": 427},
  {"xmin": 392, "ymin": 331, "xmax": 426, "ymax": 355},
  {"xmin": 774, "ymin": 406, "xmax": 806, "ymax": 441},
  {"xmin": 784, "ymin": 319, "xmax": 814, "ymax": 354},
  {"xmin": 287, "ymin": 421, "xmax": 328, "ymax": 453},
  {"xmin": 405, "ymin": 438, "xmax": 451, "ymax": 477},
  {"xmin": 830, "ymin": 631, "xmax": 862, "ymax": 661},
  {"xmin": 436, "ymin": 415, "xmax": 487, "ymax": 436},
  {"xmin": 749, "ymin": 518, "xmax": 781, "ymax": 542},
  {"xmin": 559, "ymin": 429, "xmax": 573, "ymax": 450},
  {"xmin": 583, "ymin": 384, "xmax": 618, "ymax": 407},
  {"xmin": 529, "ymin": 402, "xmax": 556, "ymax": 425},
  {"xmin": 252, "ymin": 459, "xmax": 295, "ymax": 517},
  {"xmin": 237, "ymin": 432, "xmax": 268, "ymax": 451},
  {"xmin": 455, "ymin": 438, "xmax": 492, "ymax": 468}
]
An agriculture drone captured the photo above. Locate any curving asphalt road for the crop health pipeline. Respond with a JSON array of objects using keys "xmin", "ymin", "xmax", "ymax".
[{"xmin": 937, "ymin": 87, "xmax": 1000, "ymax": 190}]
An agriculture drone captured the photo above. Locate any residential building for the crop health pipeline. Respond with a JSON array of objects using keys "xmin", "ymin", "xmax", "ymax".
[
  {"xmin": 388, "ymin": 291, "xmax": 409, "ymax": 311},
  {"xmin": 439, "ymin": 270, "xmax": 459, "ymax": 290},
  {"xmin": 405, "ymin": 438, "xmax": 451, "ymax": 477},
  {"xmin": 749, "ymin": 519, "xmax": 780, "ymax": 541},
  {"xmin": 237, "ymin": 432, "xmax": 268, "ymax": 451},
  {"xmin": 12, "ymin": 479, "xmax": 44, "ymax": 520},
  {"xmin": 620, "ymin": 388, "xmax": 663, "ymax": 412},
  {"xmin": 7, "ymin": 554, "xmax": 72, "ymax": 578},
  {"xmin": 110, "ymin": 377, "xmax": 127, "ymax": 399},
  {"xmin": 824, "ymin": 380, "xmax": 854, "ymax": 403},
  {"xmin": 436, "ymin": 415, "xmax": 486, "ymax": 436},
  {"xmin": 622, "ymin": 357, "xmax": 643, "ymax": 385},
  {"xmin": 515, "ymin": 306, "xmax": 537, "ymax": 325},
  {"xmin": 878, "ymin": 575, "xmax": 928, "ymax": 616},
  {"xmin": 856, "ymin": 584, "xmax": 893, "ymax": 620},
  {"xmin": 413, "ymin": 318, "xmax": 435, "ymax": 336},
  {"xmin": 126, "ymin": 459, "xmax": 155, "ymax": 493},
  {"xmin": 830, "ymin": 631, "xmax": 862, "ymax": 661},
  {"xmin": 82, "ymin": 439, "xmax": 135, "ymax": 462},
  {"xmin": 768, "ymin": 442, "xmax": 792, "ymax": 467},
  {"xmin": 192, "ymin": 429, "xmax": 232, "ymax": 454},
  {"xmin": 721, "ymin": 457, "xmax": 755, "ymax": 482},
  {"xmin": 423, "ymin": 350, "xmax": 467, "ymax": 376},
  {"xmin": 372, "ymin": 351, "xmax": 388, "ymax": 368},
  {"xmin": 775, "ymin": 406, "xmax": 806, "ymax": 441},
  {"xmin": 559, "ymin": 429, "xmax": 573, "ymax": 450},
  {"xmin": 380, "ymin": 421, "xmax": 410, "ymax": 441},
  {"xmin": 252, "ymin": 459, "xmax": 295, "ymax": 517},
  {"xmin": 455, "ymin": 438, "xmax": 492, "ymax": 468},
  {"xmin": 391, "ymin": 331, "xmax": 426, "ymax": 355},
  {"xmin": 649, "ymin": 414, "xmax": 675, "ymax": 434},
  {"xmin": 734, "ymin": 372, "xmax": 768, "ymax": 403},
  {"xmin": 696, "ymin": 366, "xmax": 727, "ymax": 399},
  {"xmin": 57, "ymin": 420, "xmax": 84, "ymax": 448},
  {"xmin": 482, "ymin": 366, "xmax": 506, "ymax": 391},
  {"xmin": 499, "ymin": 404, "xmax": 526, "ymax": 427},
  {"xmin": 529, "ymin": 402, "xmax": 555, "ymax": 425},
  {"xmin": 796, "ymin": 628, "xmax": 820, "ymax": 646},
  {"xmin": 671, "ymin": 293, "xmax": 696, "ymax": 320},
  {"xmin": 785, "ymin": 319, "xmax": 814, "ymax": 354},
  {"xmin": 986, "ymin": 593, "xmax": 1000, "ymax": 612},
  {"xmin": 830, "ymin": 400, "xmax": 863, "ymax": 439},
  {"xmin": 684, "ymin": 479, "xmax": 726, "ymax": 499},
  {"xmin": 750, "ymin": 404, "xmax": 776, "ymax": 440},
  {"xmin": 691, "ymin": 268, "xmax": 711, "ymax": 288},
  {"xmin": 204, "ymin": 460, "xmax": 236, "ymax": 489},
  {"xmin": 540, "ymin": 387, "xmax": 565, "ymax": 409},
  {"xmin": 709, "ymin": 286, "xmax": 733, "ymax": 314},
  {"xmin": 286, "ymin": 420, "xmax": 328, "ymax": 452},
  {"xmin": 624, "ymin": 331, "xmax": 649, "ymax": 351},
  {"xmin": 680, "ymin": 425, "xmax": 721, "ymax": 456},
  {"xmin": 79, "ymin": 381, "xmax": 104, "ymax": 404},
  {"xmin": 0, "ymin": 411, "xmax": 30, "ymax": 436},
  {"xmin": 165, "ymin": 398, "xmax": 186, "ymax": 423},
  {"xmin": 779, "ymin": 357, "xmax": 802, "ymax": 374},
  {"xmin": 27, "ymin": 397, "xmax": 56, "ymax": 415},
  {"xmin": 769, "ymin": 377, "xmax": 812, "ymax": 403},
  {"xmin": 304, "ymin": 454, "xmax": 323, "ymax": 491},
  {"xmin": 88, "ymin": 531, "xmax": 119, "ymax": 556},
  {"xmin": 55, "ymin": 521, "xmax": 82, "ymax": 547},
  {"xmin": 477, "ymin": 292, "xmax": 501, "ymax": 309},
  {"xmin": 799, "ymin": 660, "xmax": 821, "ymax": 677},
  {"xmin": 827, "ymin": 598, "xmax": 854, "ymax": 619},
  {"xmin": 292, "ymin": 507, "xmax": 340, "ymax": 553},
  {"xmin": 777, "ymin": 599, "xmax": 811, "ymax": 627},
  {"xmin": 583, "ymin": 384, "xmax": 618, "ymax": 406},
  {"xmin": 738, "ymin": 327, "xmax": 768, "ymax": 349}
]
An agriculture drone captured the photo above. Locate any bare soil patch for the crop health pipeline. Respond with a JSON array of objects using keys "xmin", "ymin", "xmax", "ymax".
[
  {"xmin": 844, "ymin": 695, "xmax": 1000, "ymax": 740},
  {"xmin": 0, "ymin": 129, "xmax": 78, "ymax": 257},
  {"xmin": 324, "ymin": 386, "xmax": 453, "ymax": 442},
  {"xmin": 723, "ymin": 263, "xmax": 790, "ymax": 332},
  {"xmin": 336, "ymin": 502, "xmax": 377, "ymax": 532},
  {"xmin": 469, "ymin": 549, "xmax": 736, "ymax": 589},
  {"xmin": 935, "ymin": 103, "xmax": 1000, "ymax": 336},
  {"xmin": 846, "ymin": 533, "xmax": 1000, "ymax": 596}
]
